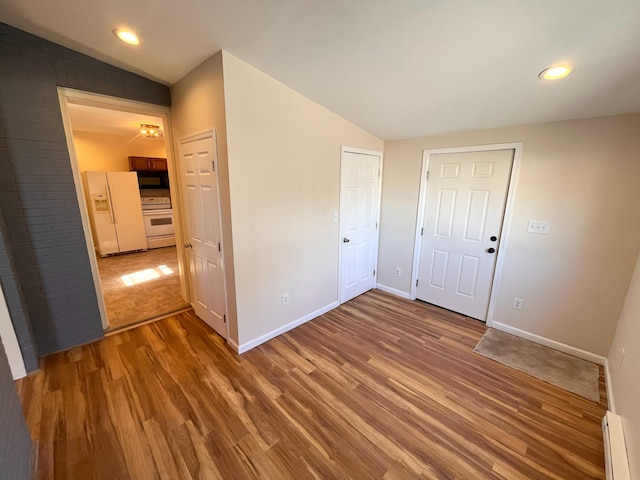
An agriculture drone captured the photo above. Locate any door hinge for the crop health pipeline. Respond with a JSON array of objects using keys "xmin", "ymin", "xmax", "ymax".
[
  {"xmin": 212, "ymin": 160, "xmax": 216, "ymax": 171},
  {"xmin": 373, "ymin": 269, "xmax": 376, "ymax": 276},
  {"xmin": 223, "ymin": 314, "xmax": 226, "ymax": 323},
  {"xmin": 218, "ymin": 242, "xmax": 221, "ymax": 252},
  {"xmin": 420, "ymin": 227, "xmax": 424, "ymax": 236},
  {"xmin": 416, "ymin": 279, "xmax": 419, "ymax": 287},
  {"xmin": 426, "ymin": 170, "xmax": 430, "ymax": 180},
  {"xmin": 376, "ymin": 222, "xmax": 378, "ymax": 229}
]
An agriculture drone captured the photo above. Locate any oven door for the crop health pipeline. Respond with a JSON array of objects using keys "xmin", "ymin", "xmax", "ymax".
[{"xmin": 142, "ymin": 209, "xmax": 175, "ymax": 237}]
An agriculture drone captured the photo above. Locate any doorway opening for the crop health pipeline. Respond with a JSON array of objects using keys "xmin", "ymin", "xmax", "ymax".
[{"xmin": 58, "ymin": 88, "xmax": 190, "ymax": 332}]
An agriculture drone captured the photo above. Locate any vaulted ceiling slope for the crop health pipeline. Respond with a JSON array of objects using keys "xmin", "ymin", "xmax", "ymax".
[{"xmin": 2, "ymin": 0, "xmax": 640, "ymax": 140}]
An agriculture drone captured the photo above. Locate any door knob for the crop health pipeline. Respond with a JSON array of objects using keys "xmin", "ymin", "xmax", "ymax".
[
  {"xmin": 487, "ymin": 247, "xmax": 496, "ymax": 254},
  {"xmin": 343, "ymin": 238, "xmax": 350, "ymax": 243},
  {"xmin": 184, "ymin": 243, "xmax": 192, "ymax": 249},
  {"xmin": 490, "ymin": 236, "xmax": 497, "ymax": 242}
]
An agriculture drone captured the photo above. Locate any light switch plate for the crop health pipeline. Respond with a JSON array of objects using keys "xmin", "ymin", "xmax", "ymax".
[{"xmin": 527, "ymin": 220, "xmax": 550, "ymax": 234}]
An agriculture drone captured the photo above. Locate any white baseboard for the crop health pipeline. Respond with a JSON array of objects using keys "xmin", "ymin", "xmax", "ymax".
[
  {"xmin": 605, "ymin": 359, "xmax": 616, "ymax": 412},
  {"xmin": 236, "ymin": 301, "xmax": 338, "ymax": 354},
  {"xmin": 375, "ymin": 284, "xmax": 413, "ymax": 300},
  {"xmin": 491, "ymin": 322, "xmax": 607, "ymax": 366},
  {"xmin": 227, "ymin": 338, "xmax": 240, "ymax": 354}
]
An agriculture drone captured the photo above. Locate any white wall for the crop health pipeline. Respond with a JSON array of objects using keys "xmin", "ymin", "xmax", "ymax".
[
  {"xmin": 73, "ymin": 131, "xmax": 166, "ymax": 172},
  {"xmin": 379, "ymin": 114, "xmax": 640, "ymax": 356},
  {"xmin": 222, "ymin": 52, "xmax": 383, "ymax": 348},
  {"xmin": 608, "ymin": 251, "xmax": 640, "ymax": 478}
]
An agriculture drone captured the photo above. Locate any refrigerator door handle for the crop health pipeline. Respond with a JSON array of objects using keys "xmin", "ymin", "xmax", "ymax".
[{"xmin": 106, "ymin": 183, "xmax": 117, "ymax": 224}]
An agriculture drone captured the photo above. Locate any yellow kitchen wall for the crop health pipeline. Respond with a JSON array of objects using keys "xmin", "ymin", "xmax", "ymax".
[
  {"xmin": 170, "ymin": 51, "xmax": 239, "ymax": 345},
  {"xmin": 221, "ymin": 51, "xmax": 383, "ymax": 349},
  {"xmin": 378, "ymin": 113, "xmax": 640, "ymax": 357},
  {"xmin": 607, "ymin": 250, "xmax": 640, "ymax": 478},
  {"xmin": 73, "ymin": 131, "xmax": 166, "ymax": 172}
]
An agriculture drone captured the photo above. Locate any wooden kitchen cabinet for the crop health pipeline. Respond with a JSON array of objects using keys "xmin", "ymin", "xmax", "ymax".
[{"xmin": 129, "ymin": 156, "xmax": 167, "ymax": 171}]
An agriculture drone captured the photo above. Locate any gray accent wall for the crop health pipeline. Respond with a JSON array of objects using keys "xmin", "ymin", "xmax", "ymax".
[
  {"xmin": 0, "ymin": 340, "xmax": 32, "ymax": 479},
  {"xmin": 0, "ymin": 22, "xmax": 171, "ymax": 363}
]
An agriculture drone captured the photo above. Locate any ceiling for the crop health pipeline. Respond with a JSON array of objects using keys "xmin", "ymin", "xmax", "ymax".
[
  {"xmin": 67, "ymin": 104, "xmax": 164, "ymax": 137},
  {"xmin": 2, "ymin": 0, "xmax": 640, "ymax": 140}
]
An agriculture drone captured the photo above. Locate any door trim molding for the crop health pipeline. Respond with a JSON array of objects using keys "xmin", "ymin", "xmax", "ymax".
[
  {"xmin": 57, "ymin": 87, "xmax": 188, "ymax": 330},
  {"xmin": 410, "ymin": 142, "xmax": 522, "ymax": 325},
  {"xmin": 0, "ymin": 284, "xmax": 27, "ymax": 379},
  {"xmin": 338, "ymin": 146, "xmax": 384, "ymax": 305}
]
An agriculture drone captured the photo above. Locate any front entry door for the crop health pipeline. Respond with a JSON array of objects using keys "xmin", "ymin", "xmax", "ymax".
[
  {"xmin": 339, "ymin": 148, "xmax": 382, "ymax": 304},
  {"xmin": 416, "ymin": 149, "xmax": 513, "ymax": 320},
  {"xmin": 177, "ymin": 132, "xmax": 227, "ymax": 338}
]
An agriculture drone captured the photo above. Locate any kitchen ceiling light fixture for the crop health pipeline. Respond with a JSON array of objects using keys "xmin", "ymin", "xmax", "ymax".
[
  {"xmin": 113, "ymin": 28, "xmax": 140, "ymax": 46},
  {"xmin": 139, "ymin": 124, "xmax": 162, "ymax": 138},
  {"xmin": 538, "ymin": 65, "xmax": 572, "ymax": 80}
]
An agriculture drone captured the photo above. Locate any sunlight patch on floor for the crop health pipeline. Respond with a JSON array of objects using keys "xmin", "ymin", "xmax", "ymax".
[{"xmin": 121, "ymin": 265, "xmax": 174, "ymax": 286}]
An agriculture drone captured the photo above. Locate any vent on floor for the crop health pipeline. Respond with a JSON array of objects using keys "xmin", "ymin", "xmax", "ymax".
[{"xmin": 602, "ymin": 411, "xmax": 631, "ymax": 480}]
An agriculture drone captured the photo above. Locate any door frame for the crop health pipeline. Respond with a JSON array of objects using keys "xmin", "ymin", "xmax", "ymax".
[
  {"xmin": 410, "ymin": 142, "xmax": 522, "ymax": 326},
  {"xmin": 0, "ymin": 284, "xmax": 26, "ymax": 379},
  {"xmin": 57, "ymin": 87, "xmax": 189, "ymax": 330},
  {"xmin": 338, "ymin": 146, "xmax": 384, "ymax": 305},
  {"xmin": 176, "ymin": 129, "xmax": 230, "ymax": 341}
]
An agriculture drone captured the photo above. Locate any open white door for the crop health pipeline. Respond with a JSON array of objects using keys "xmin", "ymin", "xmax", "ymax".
[
  {"xmin": 0, "ymin": 284, "xmax": 26, "ymax": 379},
  {"xmin": 177, "ymin": 131, "xmax": 227, "ymax": 339},
  {"xmin": 415, "ymin": 149, "xmax": 513, "ymax": 320},
  {"xmin": 339, "ymin": 147, "xmax": 383, "ymax": 304}
]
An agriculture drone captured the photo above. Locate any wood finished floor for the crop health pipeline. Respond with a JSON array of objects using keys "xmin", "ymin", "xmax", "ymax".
[
  {"xmin": 96, "ymin": 246, "xmax": 189, "ymax": 330},
  {"xmin": 17, "ymin": 290, "xmax": 608, "ymax": 479}
]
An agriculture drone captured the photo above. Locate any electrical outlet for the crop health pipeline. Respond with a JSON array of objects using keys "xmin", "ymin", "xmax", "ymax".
[
  {"xmin": 282, "ymin": 293, "xmax": 289, "ymax": 305},
  {"xmin": 513, "ymin": 297, "xmax": 523, "ymax": 310},
  {"xmin": 333, "ymin": 211, "xmax": 339, "ymax": 222},
  {"xmin": 527, "ymin": 220, "xmax": 550, "ymax": 234},
  {"xmin": 395, "ymin": 267, "xmax": 401, "ymax": 277}
]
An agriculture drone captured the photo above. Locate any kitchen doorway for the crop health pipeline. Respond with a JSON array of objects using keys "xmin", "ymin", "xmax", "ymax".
[{"xmin": 58, "ymin": 88, "xmax": 190, "ymax": 332}]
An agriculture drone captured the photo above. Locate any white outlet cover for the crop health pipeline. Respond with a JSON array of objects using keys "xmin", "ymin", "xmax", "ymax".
[{"xmin": 527, "ymin": 220, "xmax": 550, "ymax": 234}]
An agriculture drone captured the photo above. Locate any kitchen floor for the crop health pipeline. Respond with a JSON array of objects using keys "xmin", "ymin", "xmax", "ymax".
[{"xmin": 96, "ymin": 246, "xmax": 190, "ymax": 331}]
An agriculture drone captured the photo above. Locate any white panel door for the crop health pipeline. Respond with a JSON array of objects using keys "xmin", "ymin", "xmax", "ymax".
[
  {"xmin": 339, "ymin": 150, "xmax": 382, "ymax": 303},
  {"xmin": 178, "ymin": 133, "xmax": 227, "ymax": 338},
  {"xmin": 416, "ymin": 149, "xmax": 513, "ymax": 320}
]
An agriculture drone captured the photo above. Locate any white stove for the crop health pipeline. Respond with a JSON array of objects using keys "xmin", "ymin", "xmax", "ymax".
[
  {"xmin": 141, "ymin": 196, "xmax": 172, "ymax": 210},
  {"xmin": 140, "ymin": 197, "xmax": 175, "ymax": 248}
]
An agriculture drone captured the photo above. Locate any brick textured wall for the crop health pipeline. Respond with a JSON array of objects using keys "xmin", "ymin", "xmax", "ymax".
[
  {"xmin": 0, "ymin": 340, "xmax": 32, "ymax": 479},
  {"xmin": 0, "ymin": 22, "xmax": 171, "ymax": 361}
]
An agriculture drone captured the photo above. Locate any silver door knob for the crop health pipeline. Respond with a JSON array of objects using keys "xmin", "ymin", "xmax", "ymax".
[
  {"xmin": 343, "ymin": 238, "xmax": 350, "ymax": 243},
  {"xmin": 184, "ymin": 243, "xmax": 192, "ymax": 249}
]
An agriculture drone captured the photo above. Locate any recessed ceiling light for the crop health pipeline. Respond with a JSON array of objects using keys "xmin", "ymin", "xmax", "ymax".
[
  {"xmin": 113, "ymin": 28, "xmax": 140, "ymax": 46},
  {"xmin": 539, "ymin": 65, "xmax": 572, "ymax": 80}
]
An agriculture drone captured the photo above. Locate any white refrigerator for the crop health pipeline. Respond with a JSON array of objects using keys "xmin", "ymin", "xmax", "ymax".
[{"xmin": 85, "ymin": 171, "xmax": 147, "ymax": 256}]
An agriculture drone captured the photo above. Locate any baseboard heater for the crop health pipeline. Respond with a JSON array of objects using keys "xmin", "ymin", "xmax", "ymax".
[{"xmin": 602, "ymin": 411, "xmax": 631, "ymax": 480}]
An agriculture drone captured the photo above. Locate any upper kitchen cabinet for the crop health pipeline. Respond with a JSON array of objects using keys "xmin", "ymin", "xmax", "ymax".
[{"xmin": 129, "ymin": 156, "xmax": 168, "ymax": 171}]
